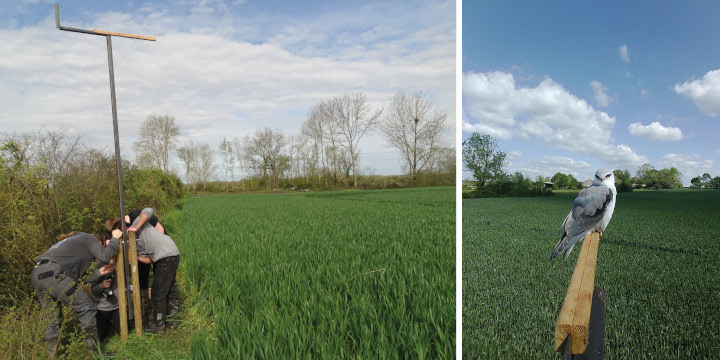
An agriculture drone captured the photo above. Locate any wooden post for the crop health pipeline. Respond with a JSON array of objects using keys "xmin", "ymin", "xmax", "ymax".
[
  {"xmin": 115, "ymin": 237, "xmax": 128, "ymax": 341},
  {"xmin": 128, "ymin": 231, "xmax": 143, "ymax": 335},
  {"xmin": 555, "ymin": 232, "xmax": 600, "ymax": 354}
]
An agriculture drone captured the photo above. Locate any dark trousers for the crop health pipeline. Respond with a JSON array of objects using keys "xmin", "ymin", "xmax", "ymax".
[
  {"xmin": 151, "ymin": 255, "xmax": 180, "ymax": 311},
  {"xmin": 96, "ymin": 309, "xmax": 120, "ymax": 342},
  {"xmin": 139, "ymin": 261, "xmax": 152, "ymax": 289},
  {"xmin": 31, "ymin": 262, "xmax": 97, "ymax": 341}
]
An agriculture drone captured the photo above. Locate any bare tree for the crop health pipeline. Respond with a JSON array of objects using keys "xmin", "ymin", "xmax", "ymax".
[
  {"xmin": 232, "ymin": 137, "xmax": 247, "ymax": 191},
  {"xmin": 134, "ymin": 114, "xmax": 180, "ymax": 173},
  {"xmin": 198, "ymin": 142, "xmax": 216, "ymax": 191},
  {"xmin": 243, "ymin": 128, "xmax": 287, "ymax": 189},
  {"xmin": 135, "ymin": 152, "xmax": 155, "ymax": 170},
  {"xmin": 218, "ymin": 137, "xmax": 235, "ymax": 192},
  {"xmin": 177, "ymin": 141, "xmax": 200, "ymax": 193},
  {"xmin": 328, "ymin": 92, "xmax": 382, "ymax": 187},
  {"xmin": 381, "ymin": 90, "xmax": 450, "ymax": 176}
]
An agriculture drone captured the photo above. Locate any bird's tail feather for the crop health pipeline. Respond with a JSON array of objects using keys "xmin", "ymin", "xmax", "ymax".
[{"xmin": 550, "ymin": 233, "xmax": 584, "ymax": 260}]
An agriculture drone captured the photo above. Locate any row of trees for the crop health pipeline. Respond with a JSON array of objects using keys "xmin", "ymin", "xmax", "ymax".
[
  {"xmin": 133, "ymin": 91, "xmax": 454, "ymax": 191},
  {"xmin": 690, "ymin": 173, "xmax": 720, "ymax": 189},
  {"xmin": 462, "ymin": 133, "xmax": 695, "ymax": 197}
]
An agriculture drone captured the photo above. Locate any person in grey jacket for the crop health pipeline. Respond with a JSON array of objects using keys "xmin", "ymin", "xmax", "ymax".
[
  {"xmin": 127, "ymin": 207, "xmax": 180, "ymax": 333},
  {"xmin": 32, "ymin": 230, "xmax": 120, "ymax": 358}
]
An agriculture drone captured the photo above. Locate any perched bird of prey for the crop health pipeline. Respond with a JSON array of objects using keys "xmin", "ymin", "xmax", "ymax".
[{"xmin": 550, "ymin": 169, "xmax": 617, "ymax": 260}]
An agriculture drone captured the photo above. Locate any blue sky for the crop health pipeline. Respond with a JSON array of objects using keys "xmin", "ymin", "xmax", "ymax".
[
  {"xmin": 0, "ymin": 0, "xmax": 455, "ymax": 178},
  {"xmin": 462, "ymin": 1, "xmax": 720, "ymax": 185}
]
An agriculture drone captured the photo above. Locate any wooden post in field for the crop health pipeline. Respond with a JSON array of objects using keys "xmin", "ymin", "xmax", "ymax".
[
  {"xmin": 128, "ymin": 231, "xmax": 143, "ymax": 335},
  {"xmin": 554, "ymin": 232, "xmax": 600, "ymax": 354},
  {"xmin": 115, "ymin": 238, "xmax": 128, "ymax": 341}
]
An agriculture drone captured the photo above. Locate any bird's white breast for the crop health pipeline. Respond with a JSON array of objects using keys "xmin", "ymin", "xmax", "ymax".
[{"xmin": 599, "ymin": 186, "xmax": 617, "ymax": 231}]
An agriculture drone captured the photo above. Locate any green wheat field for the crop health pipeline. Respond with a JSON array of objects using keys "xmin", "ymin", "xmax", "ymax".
[
  {"xmin": 462, "ymin": 189, "xmax": 720, "ymax": 359},
  {"xmin": 178, "ymin": 187, "xmax": 455, "ymax": 358}
]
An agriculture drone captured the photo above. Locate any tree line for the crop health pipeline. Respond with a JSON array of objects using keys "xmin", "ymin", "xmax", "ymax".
[
  {"xmin": 690, "ymin": 173, "xmax": 720, "ymax": 189},
  {"xmin": 462, "ymin": 133, "xmax": 691, "ymax": 198},
  {"xmin": 134, "ymin": 91, "xmax": 454, "ymax": 192}
]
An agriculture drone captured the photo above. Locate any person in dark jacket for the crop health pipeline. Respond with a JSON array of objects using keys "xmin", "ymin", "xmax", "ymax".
[{"xmin": 32, "ymin": 230, "xmax": 119, "ymax": 358}]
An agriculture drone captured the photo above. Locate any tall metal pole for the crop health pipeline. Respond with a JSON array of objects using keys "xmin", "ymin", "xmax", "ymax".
[
  {"xmin": 106, "ymin": 33, "xmax": 132, "ymax": 329},
  {"xmin": 54, "ymin": 2, "xmax": 155, "ymax": 340}
]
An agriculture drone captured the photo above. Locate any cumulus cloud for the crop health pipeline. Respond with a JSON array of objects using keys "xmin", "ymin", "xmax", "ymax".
[
  {"xmin": 463, "ymin": 71, "xmax": 648, "ymax": 169},
  {"xmin": 590, "ymin": 80, "xmax": 612, "ymax": 107},
  {"xmin": 674, "ymin": 69, "xmax": 720, "ymax": 116},
  {"xmin": 618, "ymin": 44, "xmax": 629, "ymax": 63},
  {"xmin": 0, "ymin": 2, "xmax": 455, "ymax": 176},
  {"xmin": 628, "ymin": 122, "xmax": 683, "ymax": 142},
  {"xmin": 660, "ymin": 153, "xmax": 715, "ymax": 185}
]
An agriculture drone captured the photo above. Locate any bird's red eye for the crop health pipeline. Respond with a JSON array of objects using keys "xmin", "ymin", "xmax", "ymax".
[{"xmin": 606, "ymin": 174, "xmax": 610, "ymax": 178}]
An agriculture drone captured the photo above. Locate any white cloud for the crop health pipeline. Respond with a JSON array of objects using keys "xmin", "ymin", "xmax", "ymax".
[
  {"xmin": 660, "ymin": 153, "xmax": 715, "ymax": 185},
  {"xmin": 628, "ymin": 122, "xmax": 683, "ymax": 142},
  {"xmin": 618, "ymin": 44, "xmax": 629, "ymax": 63},
  {"xmin": 462, "ymin": 119, "xmax": 513, "ymax": 140},
  {"xmin": 674, "ymin": 69, "xmax": 720, "ymax": 116},
  {"xmin": 506, "ymin": 150, "xmax": 522, "ymax": 159},
  {"xmin": 539, "ymin": 155, "xmax": 591, "ymax": 169},
  {"xmin": 590, "ymin": 80, "xmax": 612, "ymax": 107},
  {"xmin": 463, "ymin": 71, "xmax": 648, "ymax": 169},
  {"xmin": 508, "ymin": 155, "xmax": 598, "ymax": 181}
]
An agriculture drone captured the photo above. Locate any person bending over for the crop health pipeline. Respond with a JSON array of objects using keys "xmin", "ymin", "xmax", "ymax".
[
  {"xmin": 127, "ymin": 207, "xmax": 180, "ymax": 333},
  {"xmin": 32, "ymin": 230, "xmax": 119, "ymax": 358}
]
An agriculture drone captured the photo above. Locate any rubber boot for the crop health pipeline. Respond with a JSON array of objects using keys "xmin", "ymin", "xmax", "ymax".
[
  {"xmin": 141, "ymin": 289, "xmax": 151, "ymax": 322},
  {"xmin": 145, "ymin": 300, "xmax": 166, "ymax": 334},
  {"xmin": 44, "ymin": 338, "xmax": 58, "ymax": 359},
  {"xmin": 167, "ymin": 298, "xmax": 180, "ymax": 330}
]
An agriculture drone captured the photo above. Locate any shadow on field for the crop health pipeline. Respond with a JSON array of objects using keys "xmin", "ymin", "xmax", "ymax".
[{"xmin": 602, "ymin": 237, "xmax": 708, "ymax": 256}]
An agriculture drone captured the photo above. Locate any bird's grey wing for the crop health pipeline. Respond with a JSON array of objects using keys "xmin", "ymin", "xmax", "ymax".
[
  {"xmin": 571, "ymin": 184, "xmax": 613, "ymax": 229},
  {"xmin": 550, "ymin": 212, "xmax": 585, "ymax": 260},
  {"xmin": 550, "ymin": 186, "xmax": 613, "ymax": 260}
]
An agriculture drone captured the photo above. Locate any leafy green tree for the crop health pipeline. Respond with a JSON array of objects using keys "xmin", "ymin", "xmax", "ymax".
[
  {"xmin": 551, "ymin": 172, "xmax": 567, "ymax": 189},
  {"xmin": 703, "ymin": 173, "xmax": 712, "ymax": 188},
  {"xmin": 462, "ymin": 133, "xmax": 506, "ymax": 187},
  {"xmin": 614, "ymin": 169, "xmax": 633, "ymax": 192},
  {"xmin": 690, "ymin": 175, "xmax": 703, "ymax": 188},
  {"xmin": 711, "ymin": 176, "xmax": 720, "ymax": 189},
  {"xmin": 566, "ymin": 174, "xmax": 580, "ymax": 189},
  {"xmin": 636, "ymin": 163, "xmax": 657, "ymax": 188}
]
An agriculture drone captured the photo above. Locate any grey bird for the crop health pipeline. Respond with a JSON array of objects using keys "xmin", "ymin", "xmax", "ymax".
[{"xmin": 550, "ymin": 168, "xmax": 617, "ymax": 260}]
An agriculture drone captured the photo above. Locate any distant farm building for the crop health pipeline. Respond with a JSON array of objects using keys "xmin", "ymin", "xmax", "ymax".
[
  {"xmin": 582, "ymin": 179, "xmax": 593, "ymax": 188},
  {"xmin": 544, "ymin": 182, "xmax": 553, "ymax": 189}
]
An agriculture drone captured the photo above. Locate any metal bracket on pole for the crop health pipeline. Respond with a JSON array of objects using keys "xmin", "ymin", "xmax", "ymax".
[{"xmin": 54, "ymin": 2, "xmax": 154, "ymax": 340}]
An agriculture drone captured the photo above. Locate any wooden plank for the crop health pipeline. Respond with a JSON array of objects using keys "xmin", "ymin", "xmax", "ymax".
[
  {"xmin": 115, "ymin": 237, "xmax": 128, "ymax": 341},
  {"xmin": 577, "ymin": 288, "xmax": 606, "ymax": 360},
  {"xmin": 128, "ymin": 231, "xmax": 143, "ymax": 336},
  {"xmin": 571, "ymin": 232, "xmax": 599, "ymax": 353},
  {"xmin": 554, "ymin": 232, "xmax": 599, "ymax": 353},
  {"xmin": 92, "ymin": 29, "xmax": 156, "ymax": 41}
]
